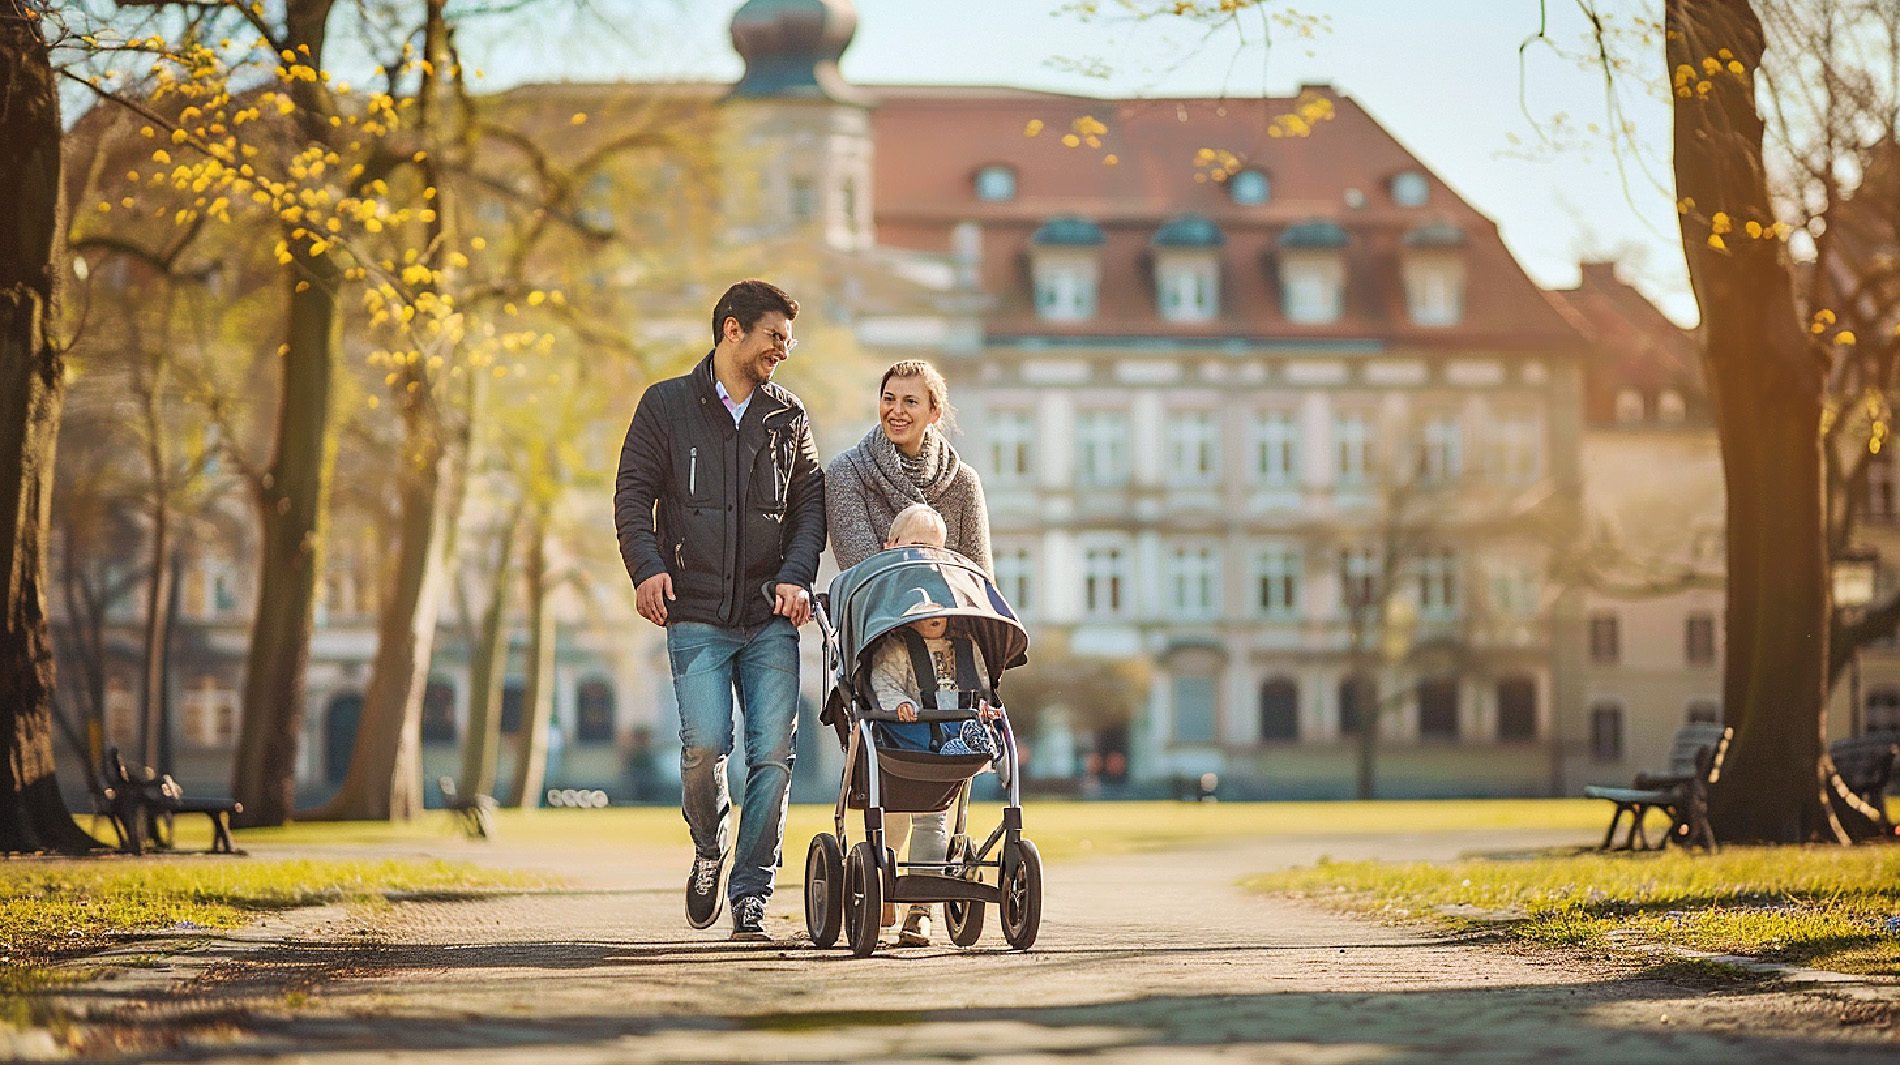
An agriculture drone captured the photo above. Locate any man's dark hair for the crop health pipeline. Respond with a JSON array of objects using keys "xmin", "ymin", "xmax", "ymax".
[{"xmin": 711, "ymin": 279, "xmax": 798, "ymax": 344}]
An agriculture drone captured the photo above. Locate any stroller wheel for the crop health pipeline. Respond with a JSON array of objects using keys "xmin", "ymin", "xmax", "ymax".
[
  {"xmin": 804, "ymin": 834, "xmax": 845, "ymax": 948},
  {"xmin": 843, "ymin": 842, "xmax": 883, "ymax": 958},
  {"xmin": 945, "ymin": 898, "xmax": 984, "ymax": 946},
  {"xmin": 1000, "ymin": 838, "xmax": 1043, "ymax": 951}
]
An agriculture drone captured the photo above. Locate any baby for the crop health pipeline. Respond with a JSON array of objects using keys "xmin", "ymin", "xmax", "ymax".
[{"xmin": 867, "ymin": 504, "xmax": 1001, "ymax": 945}]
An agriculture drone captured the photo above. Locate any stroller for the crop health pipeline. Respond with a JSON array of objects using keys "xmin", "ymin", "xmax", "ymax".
[{"xmin": 805, "ymin": 546, "xmax": 1041, "ymax": 956}]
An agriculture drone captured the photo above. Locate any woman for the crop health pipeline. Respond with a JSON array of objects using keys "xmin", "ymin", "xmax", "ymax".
[{"xmin": 826, "ymin": 358, "xmax": 992, "ymax": 947}]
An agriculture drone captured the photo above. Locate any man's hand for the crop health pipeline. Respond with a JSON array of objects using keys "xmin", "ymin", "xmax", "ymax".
[
  {"xmin": 772, "ymin": 582, "xmax": 811, "ymax": 626},
  {"xmin": 636, "ymin": 573, "xmax": 674, "ymax": 626},
  {"xmin": 896, "ymin": 701, "xmax": 918, "ymax": 723}
]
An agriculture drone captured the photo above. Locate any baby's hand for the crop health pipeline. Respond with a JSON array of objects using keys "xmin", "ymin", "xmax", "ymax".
[
  {"xmin": 978, "ymin": 701, "xmax": 1002, "ymax": 721},
  {"xmin": 896, "ymin": 701, "xmax": 918, "ymax": 723}
]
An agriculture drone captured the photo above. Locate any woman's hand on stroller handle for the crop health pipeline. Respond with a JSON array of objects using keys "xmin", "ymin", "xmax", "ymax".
[
  {"xmin": 978, "ymin": 701, "xmax": 1003, "ymax": 721},
  {"xmin": 894, "ymin": 700, "xmax": 918, "ymax": 722}
]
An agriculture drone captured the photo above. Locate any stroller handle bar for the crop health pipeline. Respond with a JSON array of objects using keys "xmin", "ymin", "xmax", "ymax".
[{"xmin": 857, "ymin": 704, "xmax": 1005, "ymax": 724}]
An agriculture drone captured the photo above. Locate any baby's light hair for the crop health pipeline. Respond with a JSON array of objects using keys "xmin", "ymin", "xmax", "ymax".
[{"xmin": 887, "ymin": 503, "xmax": 947, "ymax": 548}]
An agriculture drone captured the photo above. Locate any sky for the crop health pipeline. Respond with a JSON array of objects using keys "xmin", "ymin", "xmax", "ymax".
[{"xmin": 457, "ymin": 0, "xmax": 1694, "ymax": 324}]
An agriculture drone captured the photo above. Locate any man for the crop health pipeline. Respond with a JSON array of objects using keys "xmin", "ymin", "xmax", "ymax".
[{"xmin": 614, "ymin": 279, "xmax": 824, "ymax": 941}]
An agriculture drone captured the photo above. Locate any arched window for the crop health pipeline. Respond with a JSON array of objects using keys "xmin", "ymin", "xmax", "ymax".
[
  {"xmin": 1260, "ymin": 676, "xmax": 1299, "ymax": 742},
  {"xmin": 1589, "ymin": 700, "xmax": 1624, "ymax": 762},
  {"xmin": 1418, "ymin": 677, "xmax": 1460, "ymax": 740},
  {"xmin": 577, "ymin": 678, "xmax": 615, "ymax": 744},
  {"xmin": 421, "ymin": 676, "xmax": 457, "ymax": 744},
  {"xmin": 1229, "ymin": 168, "xmax": 1270, "ymax": 205},
  {"xmin": 1496, "ymin": 675, "xmax": 1537, "ymax": 742},
  {"xmin": 1339, "ymin": 674, "xmax": 1375, "ymax": 736},
  {"xmin": 974, "ymin": 164, "xmax": 1017, "ymax": 202}
]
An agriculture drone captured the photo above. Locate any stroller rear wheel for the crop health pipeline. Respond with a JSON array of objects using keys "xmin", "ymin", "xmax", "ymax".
[
  {"xmin": 803, "ymin": 834, "xmax": 845, "ymax": 948},
  {"xmin": 1000, "ymin": 838, "xmax": 1043, "ymax": 951},
  {"xmin": 843, "ymin": 841, "xmax": 883, "ymax": 957},
  {"xmin": 944, "ymin": 834, "xmax": 984, "ymax": 946}
]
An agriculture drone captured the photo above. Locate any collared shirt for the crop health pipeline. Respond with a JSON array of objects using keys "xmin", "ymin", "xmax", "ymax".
[{"xmin": 715, "ymin": 380, "xmax": 750, "ymax": 426}]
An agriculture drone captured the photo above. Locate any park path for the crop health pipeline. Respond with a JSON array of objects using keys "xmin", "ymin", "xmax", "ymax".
[{"xmin": 47, "ymin": 824, "xmax": 1900, "ymax": 1064}]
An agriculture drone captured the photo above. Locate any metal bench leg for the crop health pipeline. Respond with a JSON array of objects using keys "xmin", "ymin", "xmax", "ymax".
[
  {"xmin": 1627, "ymin": 804, "xmax": 1652, "ymax": 850},
  {"xmin": 209, "ymin": 812, "xmax": 235, "ymax": 854},
  {"xmin": 1599, "ymin": 805, "xmax": 1626, "ymax": 851}
]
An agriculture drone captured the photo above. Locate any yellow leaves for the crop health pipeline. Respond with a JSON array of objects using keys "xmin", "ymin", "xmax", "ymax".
[
  {"xmin": 140, "ymin": 126, "xmax": 155, "ymax": 138},
  {"xmin": 1676, "ymin": 196, "xmax": 1695, "ymax": 214},
  {"xmin": 1073, "ymin": 115, "xmax": 1107, "ymax": 137},
  {"xmin": 170, "ymin": 127, "xmax": 189, "ymax": 145},
  {"xmin": 1706, "ymin": 234, "xmax": 1726, "ymax": 250},
  {"xmin": 470, "ymin": 237, "xmax": 487, "ymax": 251},
  {"xmin": 152, "ymin": 149, "xmax": 171, "ymax": 164},
  {"xmin": 1710, "ymin": 211, "xmax": 1732, "ymax": 234},
  {"xmin": 1103, "ymin": 154, "xmax": 1119, "ymax": 166},
  {"xmin": 411, "ymin": 150, "xmax": 427, "ymax": 163},
  {"xmin": 363, "ymin": 217, "xmax": 384, "ymax": 233},
  {"xmin": 570, "ymin": 112, "xmax": 588, "ymax": 125},
  {"xmin": 448, "ymin": 251, "xmax": 469, "ymax": 269},
  {"xmin": 1837, "ymin": 331, "xmax": 1858, "ymax": 346},
  {"xmin": 422, "ymin": 186, "xmax": 437, "ymax": 200},
  {"xmin": 1268, "ymin": 90, "xmax": 1335, "ymax": 138},
  {"xmin": 96, "ymin": 201, "xmax": 112, "ymax": 213},
  {"xmin": 307, "ymin": 239, "xmax": 330, "ymax": 257},
  {"xmin": 1701, "ymin": 56, "xmax": 1721, "ymax": 75},
  {"xmin": 275, "ymin": 96, "xmax": 296, "ymax": 116},
  {"xmin": 1745, "ymin": 220, "xmax": 1763, "ymax": 239},
  {"xmin": 527, "ymin": 290, "xmax": 547, "ymax": 306},
  {"xmin": 119, "ymin": 196, "xmax": 134, "ymax": 209},
  {"xmin": 1024, "ymin": 119, "xmax": 1044, "ymax": 137},
  {"xmin": 296, "ymin": 281, "xmax": 310, "ymax": 293},
  {"xmin": 1727, "ymin": 60, "xmax": 1744, "ymax": 76},
  {"xmin": 1061, "ymin": 133, "xmax": 1081, "ymax": 147}
]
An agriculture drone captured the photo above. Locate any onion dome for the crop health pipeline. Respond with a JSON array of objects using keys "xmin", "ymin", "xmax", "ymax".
[{"xmin": 729, "ymin": 0, "xmax": 868, "ymax": 104}]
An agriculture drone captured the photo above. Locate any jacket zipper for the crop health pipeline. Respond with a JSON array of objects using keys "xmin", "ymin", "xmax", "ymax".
[
  {"xmin": 688, "ymin": 447, "xmax": 698, "ymax": 496},
  {"xmin": 675, "ymin": 540, "xmax": 684, "ymax": 569}
]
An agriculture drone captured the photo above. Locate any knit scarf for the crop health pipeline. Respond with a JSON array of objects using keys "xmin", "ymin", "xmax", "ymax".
[{"xmin": 844, "ymin": 423, "xmax": 963, "ymax": 506}]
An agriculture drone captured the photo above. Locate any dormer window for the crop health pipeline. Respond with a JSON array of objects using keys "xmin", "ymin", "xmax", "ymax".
[
  {"xmin": 1391, "ymin": 170, "xmax": 1430, "ymax": 207},
  {"xmin": 1029, "ymin": 216, "xmax": 1104, "ymax": 322},
  {"xmin": 1229, "ymin": 168, "xmax": 1270, "ymax": 205},
  {"xmin": 1401, "ymin": 222, "xmax": 1466, "ymax": 327},
  {"xmin": 1658, "ymin": 389, "xmax": 1687, "ymax": 423},
  {"xmin": 1615, "ymin": 389, "xmax": 1645, "ymax": 424},
  {"xmin": 1153, "ymin": 213, "xmax": 1224, "ymax": 324},
  {"xmin": 1277, "ymin": 220, "xmax": 1349, "ymax": 325},
  {"xmin": 975, "ymin": 164, "xmax": 1017, "ymax": 202}
]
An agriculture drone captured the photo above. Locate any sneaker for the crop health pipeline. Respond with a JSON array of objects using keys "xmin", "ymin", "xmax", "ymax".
[
  {"xmin": 685, "ymin": 852, "xmax": 727, "ymax": 930},
  {"xmin": 897, "ymin": 905, "xmax": 932, "ymax": 947},
  {"xmin": 730, "ymin": 895, "xmax": 769, "ymax": 942}
]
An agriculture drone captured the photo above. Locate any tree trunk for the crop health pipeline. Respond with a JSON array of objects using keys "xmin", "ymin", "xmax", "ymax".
[
  {"xmin": 1667, "ymin": 0, "xmax": 1845, "ymax": 843},
  {"xmin": 0, "ymin": 6, "xmax": 101, "ymax": 853},
  {"xmin": 462, "ymin": 513, "xmax": 518, "ymax": 799},
  {"xmin": 138, "ymin": 387, "xmax": 172, "ymax": 771},
  {"xmin": 230, "ymin": 0, "xmax": 341, "ymax": 827},
  {"xmin": 504, "ymin": 511, "xmax": 555, "ymax": 809}
]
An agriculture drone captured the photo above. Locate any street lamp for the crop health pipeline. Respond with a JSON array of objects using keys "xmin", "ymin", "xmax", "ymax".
[{"xmin": 1834, "ymin": 546, "xmax": 1881, "ymax": 737}]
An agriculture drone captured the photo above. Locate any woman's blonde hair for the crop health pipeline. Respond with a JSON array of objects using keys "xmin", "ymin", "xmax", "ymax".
[
  {"xmin": 886, "ymin": 503, "xmax": 947, "ymax": 548},
  {"xmin": 880, "ymin": 359, "xmax": 956, "ymax": 429}
]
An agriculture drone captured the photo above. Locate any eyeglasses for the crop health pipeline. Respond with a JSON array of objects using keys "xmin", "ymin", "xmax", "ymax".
[{"xmin": 763, "ymin": 329, "xmax": 798, "ymax": 353}]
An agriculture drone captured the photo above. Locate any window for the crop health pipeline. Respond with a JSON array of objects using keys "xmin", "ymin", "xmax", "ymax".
[
  {"xmin": 1497, "ymin": 676, "xmax": 1537, "ymax": 741},
  {"xmin": 1167, "ymin": 411, "xmax": 1219, "ymax": 485},
  {"xmin": 1402, "ymin": 257, "xmax": 1465, "ymax": 326},
  {"xmin": 1084, "ymin": 545, "xmax": 1128, "ymax": 616},
  {"xmin": 1172, "ymin": 675, "xmax": 1218, "ymax": 744},
  {"xmin": 988, "ymin": 409, "xmax": 1035, "ymax": 484},
  {"xmin": 213, "ymin": 570, "xmax": 237, "ymax": 614},
  {"xmin": 1492, "ymin": 415, "xmax": 1543, "ymax": 484},
  {"xmin": 1252, "ymin": 410, "xmax": 1300, "ymax": 487},
  {"xmin": 789, "ymin": 176, "xmax": 816, "ymax": 222},
  {"xmin": 1167, "ymin": 545, "xmax": 1220, "ymax": 619},
  {"xmin": 1417, "ymin": 677, "xmax": 1459, "ymax": 740},
  {"xmin": 1391, "ymin": 170, "xmax": 1430, "ymax": 206},
  {"xmin": 1339, "ymin": 674, "xmax": 1376, "ymax": 735},
  {"xmin": 1254, "ymin": 546, "xmax": 1302, "ymax": 619},
  {"xmin": 1487, "ymin": 561, "xmax": 1540, "ymax": 618},
  {"xmin": 1417, "ymin": 417, "xmax": 1462, "ymax": 483},
  {"xmin": 500, "ymin": 684, "xmax": 525, "ymax": 734},
  {"xmin": 181, "ymin": 676, "xmax": 237, "ymax": 748},
  {"xmin": 1335, "ymin": 414, "xmax": 1370, "ymax": 487},
  {"xmin": 577, "ymin": 679, "xmax": 615, "ymax": 744},
  {"xmin": 1589, "ymin": 701, "xmax": 1624, "ymax": 762},
  {"xmin": 1260, "ymin": 677, "xmax": 1299, "ymax": 742},
  {"xmin": 1281, "ymin": 254, "xmax": 1346, "ymax": 324},
  {"xmin": 421, "ymin": 677, "xmax": 457, "ymax": 744},
  {"xmin": 995, "ymin": 547, "xmax": 1034, "ymax": 614},
  {"xmin": 1614, "ymin": 389, "xmax": 1645, "ymax": 425},
  {"xmin": 1230, "ymin": 168, "xmax": 1270, "ymax": 205},
  {"xmin": 1868, "ymin": 454, "xmax": 1897, "ymax": 521},
  {"xmin": 1658, "ymin": 389, "xmax": 1687, "ymax": 423},
  {"xmin": 1686, "ymin": 699, "xmax": 1721, "ymax": 724},
  {"xmin": 1076, "ymin": 410, "xmax": 1130, "ymax": 486},
  {"xmin": 1417, "ymin": 549, "xmax": 1459, "ymax": 618},
  {"xmin": 1867, "ymin": 688, "xmax": 1900, "ymax": 733},
  {"xmin": 975, "ymin": 164, "xmax": 1017, "ymax": 202},
  {"xmin": 1338, "ymin": 546, "xmax": 1377, "ymax": 612},
  {"xmin": 1685, "ymin": 613, "xmax": 1716, "ymax": 665},
  {"xmin": 1588, "ymin": 613, "xmax": 1620, "ymax": 664},
  {"xmin": 1033, "ymin": 256, "xmax": 1098, "ymax": 321},
  {"xmin": 841, "ymin": 177, "xmax": 859, "ymax": 233},
  {"xmin": 1157, "ymin": 259, "xmax": 1219, "ymax": 322}
]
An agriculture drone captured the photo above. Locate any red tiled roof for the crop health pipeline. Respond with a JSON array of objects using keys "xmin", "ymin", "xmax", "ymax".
[
  {"xmin": 866, "ymin": 85, "xmax": 1586, "ymax": 351},
  {"xmin": 1546, "ymin": 262, "xmax": 1706, "ymax": 426}
]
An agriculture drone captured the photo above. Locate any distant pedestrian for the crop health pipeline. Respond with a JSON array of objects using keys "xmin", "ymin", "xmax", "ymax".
[{"xmin": 614, "ymin": 279, "xmax": 825, "ymax": 941}]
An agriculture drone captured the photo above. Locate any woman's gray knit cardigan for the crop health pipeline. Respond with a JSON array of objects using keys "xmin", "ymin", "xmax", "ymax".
[{"xmin": 825, "ymin": 425, "xmax": 992, "ymax": 576}]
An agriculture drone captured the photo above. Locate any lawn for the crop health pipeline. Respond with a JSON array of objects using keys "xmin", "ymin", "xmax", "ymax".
[{"xmin": 1250, "ymin": 845, "xmax": 1900, "ymax": 976}]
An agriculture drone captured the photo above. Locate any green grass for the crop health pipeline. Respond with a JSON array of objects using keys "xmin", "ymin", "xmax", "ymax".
[
  {"xmin": 0, "ymin": 856, "xmax": 541, "ymax": 1026},
  {"xmin": 146, "ymin": 798, "xmax": 1614, "ymax": 864},
  {"xmin": 1249, "ymin": 845, "xmax": 1900, "ymax": 976}
]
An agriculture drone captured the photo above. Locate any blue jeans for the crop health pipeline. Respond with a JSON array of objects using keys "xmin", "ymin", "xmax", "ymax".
[{"xmin": 666, "ymin": 618, "xmax": 800, "ymax": 904}]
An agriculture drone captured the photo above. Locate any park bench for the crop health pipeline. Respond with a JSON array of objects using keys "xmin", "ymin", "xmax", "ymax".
[
  {"xmin": 1827, "ymin": 734, "xmax": 1898, "ymax": 839},
  {"xmin": 1583, "ymin": 722, "xmax": 1731, "ymax": 852},
  {"xmin": 437, "ymin": 776, "xmax": 497, "ymax": 840},
  {"xmin": 101, "ymin": 749, "xmax": 244, "ymax": 855}
]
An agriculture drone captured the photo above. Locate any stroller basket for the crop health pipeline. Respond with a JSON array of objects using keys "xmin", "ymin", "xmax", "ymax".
[{"xmin": 846, "ymin": 748, "xmax": 993, "ymax": 812}]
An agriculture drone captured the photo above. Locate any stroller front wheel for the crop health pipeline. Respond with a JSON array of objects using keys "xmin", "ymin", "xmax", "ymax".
[
  {"xmin": 1000, "ymin": 838, "xmax": 1043, "ymax": 951},
  {"xmin": 843, "ymin": 841, "xmax": 883, "ymax": 957},
  {"xmin": 804, "ymin": 834, "xmax": 845, "ymax": 948}
]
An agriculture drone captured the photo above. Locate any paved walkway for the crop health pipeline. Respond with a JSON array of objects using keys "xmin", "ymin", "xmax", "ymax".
[{"xmin": 41, "ymin": 825, "xmax": 1900, "ymax": 1063}]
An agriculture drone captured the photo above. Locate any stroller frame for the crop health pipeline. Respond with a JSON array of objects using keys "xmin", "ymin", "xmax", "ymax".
[{"xmin": 801, "ymin": 550, "xmax": 1043, "ymax": 956}]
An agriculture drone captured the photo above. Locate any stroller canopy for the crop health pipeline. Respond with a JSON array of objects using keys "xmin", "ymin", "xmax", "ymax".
[{"xmin": 828, "ymin": 547, "xmax": 1029, "ymax": 689}]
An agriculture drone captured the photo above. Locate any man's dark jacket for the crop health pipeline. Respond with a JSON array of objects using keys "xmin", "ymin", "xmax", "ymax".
[{"xmin": 614, "ymin": 352, "xmax": 825, "ymax": 628}]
